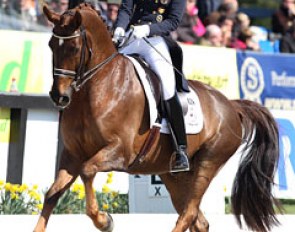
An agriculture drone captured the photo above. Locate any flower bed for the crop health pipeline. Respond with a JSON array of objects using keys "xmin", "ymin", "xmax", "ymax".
[{"xmin": 0, "ymin": 172, "xmax": 128, "ymax": 215}]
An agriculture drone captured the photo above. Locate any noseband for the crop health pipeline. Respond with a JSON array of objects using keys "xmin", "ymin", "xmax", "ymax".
[{"xmin": 53, "ymin": 26, "xmax": 118, "ymax": 91}]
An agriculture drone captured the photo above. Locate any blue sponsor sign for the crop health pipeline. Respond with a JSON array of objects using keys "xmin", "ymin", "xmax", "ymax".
[
  {"xmin": 237, "ymin": 51, "xmax": 295, "ymax": 110},
  {"xmin": 277, "ymin": 118, "xmax": 295, "ymax": 192},
  {"xmin": 269, "ymin": 111, "xmax": 295, "ymax": 198}
]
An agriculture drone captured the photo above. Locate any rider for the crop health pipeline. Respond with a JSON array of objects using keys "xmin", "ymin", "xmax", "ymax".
[{"xmin": 112, "ymin": 0, "xmax": 190, "ymax": 172}]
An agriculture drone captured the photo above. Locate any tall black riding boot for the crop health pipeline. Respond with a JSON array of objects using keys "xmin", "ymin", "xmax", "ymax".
[{"xmin": 165, "ymin": 94, "xmax": 190, "ymax": 172}]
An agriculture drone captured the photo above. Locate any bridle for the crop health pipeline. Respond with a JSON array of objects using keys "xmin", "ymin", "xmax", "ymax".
[{"xmin": 52, "ymin": 25, "xmax": 118, "ymax": 91}]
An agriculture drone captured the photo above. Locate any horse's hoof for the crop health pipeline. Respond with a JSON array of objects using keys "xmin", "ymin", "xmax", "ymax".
[{"xmin": 101, "ymin": 212, "xmax": 114, "ymax": 232}]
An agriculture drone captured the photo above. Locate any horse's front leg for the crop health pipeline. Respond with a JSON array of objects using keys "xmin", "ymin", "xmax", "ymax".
[
  {"xmin": 81, "ymin": 141, "xmax": 125, "ymax": 177},
  {"xmin": 80, "ymin": 143, "xmax": 125, "ymax": 232},
  {"xmin": 81, "ymin": 175, "xmax": 114, "ymax": 232},
  {"xmin": 33, "ymin": 151, "xmax": 79, "ymax": 232}
]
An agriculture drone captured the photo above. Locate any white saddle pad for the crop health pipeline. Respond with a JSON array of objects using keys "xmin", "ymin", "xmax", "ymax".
[{"xmin": 126, "ymin": 55, "xmax": 203, "ymax": 135}]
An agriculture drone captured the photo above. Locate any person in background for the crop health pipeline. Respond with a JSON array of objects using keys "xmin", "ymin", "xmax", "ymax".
[
  {"xmin": 218, "ymin": 14, "xmax": 235, "ymax": 47},
  {"xmin": 175, "ymin": 0, "xmax": 205, "ymax": 44},
  {"xmin": 236, "ymin": 12, "xmax": 250, "ymax": 32},
  {"xmin": 232, "ymin": 12, "xmax": 260, "ymax": 51},
  {"xmin": 68, "ymin": 0, "xmax": 84, "ymax": 9},
  {"xmin": 68, "ymin": 0, "xmax": 108, "ymax": 19},
  {"xmin": 204, "ymin": 0, "xmax": 238, "ymax": 26},
  {"xmin": 280, "ymin": 21, "xmax": 295, "ymax": 53},
  {"xmin": 106, "ymin": 0, "xmax": 121, "ymax": 30},
  {"xmin": 37, "ymin": 0, "xmax": 54, "ymax": 27},
  {"xmin": 57, "ymin": 0, "xmax": 69, "ymax": 13},
  {"xmin": 0, "ymin": 0, "xmax": 17, "ymax": 15},
  {"xmin": 196, "ymin": 0, "xmax": 223, "ymax": 23},
  {"xmin": 199, "ymin": 24, "xmax": 223, "ymax": 47},
  {"xmin": 237, "ymin": 28, "xmax": 260, "ymax": 51},
  {"xmin": 19, "ymin": 0, "xmax": 37, "ymax": 30},
  {"xmin": 272, "ymin": 0, "xmax": 295, "ymax": 36}
]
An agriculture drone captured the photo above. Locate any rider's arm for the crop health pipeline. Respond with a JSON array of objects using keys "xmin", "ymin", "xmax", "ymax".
[{"xmin": 114, "ymin": 0, "xmax": 134, "ymax": 31}]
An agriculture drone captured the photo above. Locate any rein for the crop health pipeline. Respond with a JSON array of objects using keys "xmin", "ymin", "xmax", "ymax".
[{"xmin": 53, "ymin": 26, "xmax": 118, "ymax": 91}]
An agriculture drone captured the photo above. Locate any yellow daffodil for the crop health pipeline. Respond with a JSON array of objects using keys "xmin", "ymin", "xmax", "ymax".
[
  {"xmin": 29, "ymin": 190, "xmax": 41, "ymax": 201},
  {"xmin": 19, "ymin": 184, "xmax": 29, "ymax": 192},
  {"xmin": 102, "ymin": 185, "xmax": 111, "ymax": 194},
  {"xmin": 36, "ymin": 204, "xmax": 43, "ymax": 210},
  {"xmin": 4, "ymin": 182, "xmax": 12, "ymax": 192},
  {"xmin": 112, "ymin": 202, "xmax": 118, "ymax": 208},
  {"xmin": 102, "ymin": 203, "xmax": 109, "ymax": 210},
  {"xmin": 106, "ymin": 177, "xmax": 113, "ymax": 184},
  {"xmin": 10, "ymin": 192, "xmax": 19, "ymax": 200},
  {"xmin": 78, "ymin": 190, "xmax": 85, "ymax": 200},
  {"xmin": 107, "ymin": 172, "xmax": 114, "ymax": 178},
  {"xmin": 111, "ymin": 191, "xmax": 118, "ymax": 198}
]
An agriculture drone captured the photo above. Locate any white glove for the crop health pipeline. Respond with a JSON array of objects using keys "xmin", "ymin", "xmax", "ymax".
[
  {"xmin": 132, "ymin": 25, "xmax": 150, "ymax": 39},
  {"xmin": 112, "ymin": 27, "xmax": 125, "ymax": 44}
]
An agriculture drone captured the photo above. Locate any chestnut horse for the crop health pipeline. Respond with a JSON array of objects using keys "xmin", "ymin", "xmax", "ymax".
[{"xmin": 34, "ymin": 3, "xmax": 281, "ymax": 232}]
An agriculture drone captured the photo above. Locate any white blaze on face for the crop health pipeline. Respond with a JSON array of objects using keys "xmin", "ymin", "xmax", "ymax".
[{"xmin": 59, "ymin": 39, "xmax": 64, "ymax": 46}]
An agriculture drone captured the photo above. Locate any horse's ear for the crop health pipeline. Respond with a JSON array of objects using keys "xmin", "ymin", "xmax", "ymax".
[
  {"xmin": 43, "ymin": 4, "xmax": 60, "ymax": 25},
  {"xmin": 72, "ymin": 10, "xmax": 82, "ymax": 30}
]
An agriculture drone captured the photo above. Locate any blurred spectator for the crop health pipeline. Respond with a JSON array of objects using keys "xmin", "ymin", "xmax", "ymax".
[
  {"xmin": 280, "ymin": 21, "xmax": 295, "ymax": 53},
  {"xmin": 37, "ymin": 0, "xmax": 57, "ymax": 27},
  {"xmin": 238, "ymin": 28, "xmax": 260, "ymax": 51},
  {"xmin": 68, "ymin": 0, "xmax": 84, "ymax": 9},
  {"xmin": 20, "ymin": 0, "xmax": 37, "ymax": 22},
  {"xmin": 236, "ymin": 12, "xmax": 250, "ymax": 32},
  {"xmin": 0, "ymin": 0, "xmax": 18, "ymax": 16},
  {"xmin": 220, "ymin": 0, "xmax": 238, "ymax": 15},
  {"xmin": 69, "ymin": 0, "xmax": 108, "ymax": 18},
  {"xmin": 106, "ymin": 0, "xmax": 121, "ymax": 31},
  {"xmin": 97, "ymin": 0, "xmax": 108, "ymax": 16},
  {"xmin": 57, "ymin": 0, "xmax": 69, "ymax": 13},
  {"xmin": 17, "ymin": 0, "xmax": 37, "ymax": 30},
  {"xmin": 176, "ymin": 0, "xmax": 206, "ymax": 44},
  {"xmin": 204, "ymin": 0, "xmax": 238, "ymax": 26},
  {"xmin": 196, "ymin": 0, "xmax": 223, "ymax": 22},
  {"xmin": 218, "ymin": 14, "xmax": 235, "ymax": 47},
  {"xmin": 199, "ymin": 24, "xmax": 223, "ymax": 47},
  {"xmin": 272, "ymin": 0, "xmax": 295, "ymax": 35},
  {"xmin": 232, "ymin": 12, "xmax": 260, "ymax": 51}
]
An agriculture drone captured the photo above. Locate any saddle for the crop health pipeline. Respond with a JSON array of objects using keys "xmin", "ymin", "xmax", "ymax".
[{"xmin": 128, "ymin": 54, "xmax": 203, "ymax": 165}]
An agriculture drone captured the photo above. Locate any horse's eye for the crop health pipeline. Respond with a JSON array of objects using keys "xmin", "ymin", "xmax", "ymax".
[
  {"xmin": 66, "ymin": 44, "xmax": 79, "ymax": 55},
  {"xmin": 65, "ymin": 41, "xmax": 79, "ymax": 54}
]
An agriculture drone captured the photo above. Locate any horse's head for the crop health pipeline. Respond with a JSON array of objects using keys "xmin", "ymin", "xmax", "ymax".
[{"xmin": 44, "ymin": 3, "xmax": 116, "ymax": 109}]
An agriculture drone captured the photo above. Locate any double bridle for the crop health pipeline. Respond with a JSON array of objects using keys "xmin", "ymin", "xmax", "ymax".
[{"xmin": 52, "ymin": 25, "xmax": 118, "ymax": 91}]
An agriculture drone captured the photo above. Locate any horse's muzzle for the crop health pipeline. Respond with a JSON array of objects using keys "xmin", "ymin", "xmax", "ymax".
[{"xmin": 49, "ymin": 89, "xmax": 72, "ymax": 109}]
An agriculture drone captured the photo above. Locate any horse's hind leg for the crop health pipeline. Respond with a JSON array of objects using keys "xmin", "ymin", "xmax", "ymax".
[
  {"xmin": 161, "ymin": 150, "xmax": 232, "ymax": 232},
  {"xmin": 189, "ymin": 210, "xmax": 209, "ymax": 232},
  {"xmin": 34, "ymin": 150, "xmax": 79, "ymax": 232},
  {"xmin": 81, "ymin": 175, "xmax": 114, "ymax": 232}
]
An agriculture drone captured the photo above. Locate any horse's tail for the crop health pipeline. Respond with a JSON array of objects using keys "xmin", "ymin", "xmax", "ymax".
[{"xmin": 231, "ymin": 99, "xmax": 281, "ymax": 232}]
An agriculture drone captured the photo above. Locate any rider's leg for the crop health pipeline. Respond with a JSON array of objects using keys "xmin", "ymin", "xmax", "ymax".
[
  {"xmin": 165, "ymin": 94, "xmax": 190, "ymax": 172},
  {"xmin": 142, "ymin": 37, "xmax": 190, "ymax": 172}
]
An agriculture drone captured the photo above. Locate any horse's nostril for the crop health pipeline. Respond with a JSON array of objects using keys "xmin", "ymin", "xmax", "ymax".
[{"xmin": 58, "ymin": 95, "xmax": 70, "ymax": 108}]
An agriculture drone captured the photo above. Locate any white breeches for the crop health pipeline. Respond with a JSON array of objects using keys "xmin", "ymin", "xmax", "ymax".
[{"xmin": 120, "ymin": 36, "xmax": 175, "ymax": 100}]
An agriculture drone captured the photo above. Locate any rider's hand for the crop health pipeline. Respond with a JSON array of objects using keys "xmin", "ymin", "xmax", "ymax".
[
  {"xmin": 112, "ymin": 27, "xmax": 125, "ymax": 46},
  {"xmin": 132, "ymin": 25, "xmax": 150, "ymax": 39}
]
